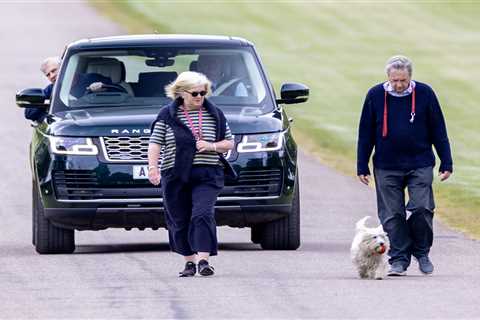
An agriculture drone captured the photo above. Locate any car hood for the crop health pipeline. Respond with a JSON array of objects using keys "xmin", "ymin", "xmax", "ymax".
[{"xmin": 47, "ymin": 106, "xmax": 284, "ymax": 136}]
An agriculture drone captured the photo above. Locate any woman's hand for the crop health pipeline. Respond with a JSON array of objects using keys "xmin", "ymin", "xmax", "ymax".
[
  {"xmin": 196, "ymin": 140, "xmax": 214, "ymax": 152},
  {"xmin": 196, "ymin": 139, "xmax": 234, "ymax": 153},
  {"xmin": 148, "ymin": 167, "xmax": 161, "ymax": 186}
]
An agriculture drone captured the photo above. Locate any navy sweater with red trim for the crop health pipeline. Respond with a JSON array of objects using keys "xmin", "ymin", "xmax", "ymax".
[{"xmin": 357, "ymin": 81, "xmax": 453, "ymax": 175}]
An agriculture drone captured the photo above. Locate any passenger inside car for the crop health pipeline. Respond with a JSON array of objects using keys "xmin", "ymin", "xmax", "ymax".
[
  {"xmin": 195, "ymin": 54, "xmax": 248, "ymax": 97},
  {"xmin": 215, "ymin": 55, "xmax": 250, "ymax": 97}
]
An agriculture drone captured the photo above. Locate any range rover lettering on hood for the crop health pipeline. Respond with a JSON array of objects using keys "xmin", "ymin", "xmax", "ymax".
[
  {"xmin": 47, "ymin": 107, "xmax": 285, "ymax": 136},
  {"xmin": 111, "ymin": 129, "xmax": 151, "ymax": 135}
]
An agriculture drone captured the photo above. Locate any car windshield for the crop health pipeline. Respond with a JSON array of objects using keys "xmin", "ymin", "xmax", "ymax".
[{"xmin": 58, "ymin": 46, "xmax": 272, "ymax": 113}]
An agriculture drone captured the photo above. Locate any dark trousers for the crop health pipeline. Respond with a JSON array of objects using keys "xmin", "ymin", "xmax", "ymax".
[
  {"xmin": 374, "ymin": 166, "xmax": 435, "ymax": 268},
  {"xmin": 161, "ymin": 165, "xmax": 224, "ymax": 257}
]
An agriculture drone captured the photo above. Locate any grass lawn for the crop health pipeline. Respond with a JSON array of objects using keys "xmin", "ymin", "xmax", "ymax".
[{"xmin": 91, "ymin": 1, "xmax": 480, "ymax": 238}]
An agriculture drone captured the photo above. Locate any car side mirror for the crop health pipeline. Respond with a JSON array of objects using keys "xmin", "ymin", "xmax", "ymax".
[
  {"xmin": 16, "ymin": 88, "xmax": 49, "ymax": 109},
  {"xmin": 276, "ymin": 83, "xmax": 309, "ymax": 105}
]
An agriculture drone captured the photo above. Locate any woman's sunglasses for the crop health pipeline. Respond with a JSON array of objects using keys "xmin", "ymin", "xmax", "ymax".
[{"xmin": 186, "ymin": 90, "xmax": 207, "ymax": 97}]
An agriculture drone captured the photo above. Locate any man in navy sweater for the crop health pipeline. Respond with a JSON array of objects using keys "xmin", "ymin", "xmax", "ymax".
[
  {"xmin": 357, "ymin": 55, "xmax": 453, "ymax": 276},
  {"xmin": 24, "ymin": 56, "xmax": 61, "ymax": 122}
]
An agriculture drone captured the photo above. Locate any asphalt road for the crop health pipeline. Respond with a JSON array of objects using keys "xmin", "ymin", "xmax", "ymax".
[{"xmin": 1, "ymin": 2, "xmax": 479, "ymax": 319}]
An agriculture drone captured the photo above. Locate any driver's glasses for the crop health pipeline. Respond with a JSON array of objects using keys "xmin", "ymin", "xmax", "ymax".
[{"xmin": 186, "ymin": 90, "xmax": 207, "ymax": 97}]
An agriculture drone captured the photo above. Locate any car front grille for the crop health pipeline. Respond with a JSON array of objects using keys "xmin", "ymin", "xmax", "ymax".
[
  {"xmin": 53, "ymin": 168, "xmax": 282, "ymax": 201},
  {"xmin": 101, "ymin": 136, "xmax": 150, "ymax": 162},
  {"xmin": 100, "ymin": 136, "xmax": 232, "ymax": 162},
  {"xmin": 221, "ymin": 169, "xmax": 282, "ymax": 197},
  {"xmin": 53, "ymin": 170, "xmax": 159, "ymax": 200},
  {"xmin": 53, "ymin": 170, "xmax": 101, "ymax": 200}
]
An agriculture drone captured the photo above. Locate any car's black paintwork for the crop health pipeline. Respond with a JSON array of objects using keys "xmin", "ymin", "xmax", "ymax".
[{"xmin": 28, "ymin": 35, "xmax": 301, "ymax": 231}]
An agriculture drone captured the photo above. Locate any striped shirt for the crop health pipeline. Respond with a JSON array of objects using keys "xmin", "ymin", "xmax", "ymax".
[{"xmin": 149, "ymin": 107, "xmax": 233, "ymax": 171}]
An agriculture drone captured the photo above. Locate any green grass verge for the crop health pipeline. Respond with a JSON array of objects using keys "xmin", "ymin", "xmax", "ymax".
[{"xmin": 90, "ymin": 0, "xmax": 480, "ymax": 238}]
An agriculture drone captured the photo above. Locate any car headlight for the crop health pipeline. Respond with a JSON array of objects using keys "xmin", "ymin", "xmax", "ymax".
[
  {"xmin": 237, "ymin": 132, "xmax": 284, "ymax": 153},
  {"xmin": 48, "ymin": 136, "xmax": 98, "ymax": 155}
]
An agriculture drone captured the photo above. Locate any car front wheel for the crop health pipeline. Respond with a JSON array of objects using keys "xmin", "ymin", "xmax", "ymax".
[
  {"xmin": 33, "ymin": 183, "xmax": 75, "ymax": 254},
  {"xmin": 260, "ymin": 175, "xmax": 300, "ymax": 250}
]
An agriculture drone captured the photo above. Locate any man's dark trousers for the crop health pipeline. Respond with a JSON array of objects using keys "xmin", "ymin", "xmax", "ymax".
[
  {"xmin": 161, "ymin": 165, "xmax": 224, "ymax": 256},
  {"xmin": 374, "ymin": 166, "xmax": 435, "ymax": 268}
]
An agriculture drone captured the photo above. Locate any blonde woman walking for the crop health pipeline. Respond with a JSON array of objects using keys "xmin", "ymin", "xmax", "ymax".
[{"xmin": 148, "ymin": 71, "xmax": 234, "ymax": 277}]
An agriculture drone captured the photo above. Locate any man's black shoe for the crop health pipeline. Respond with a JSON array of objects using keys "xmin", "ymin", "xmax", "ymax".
[
  {"xmin": 198, "ymin": 259, "xmax": 215, "ymax": 276},
  {"xmin": 179, "ymin": 261, "xmax": 196, "ymax": 277}
]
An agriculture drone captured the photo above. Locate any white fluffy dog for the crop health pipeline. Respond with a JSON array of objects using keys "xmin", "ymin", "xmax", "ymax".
[{"xmin": 350, "ymin": 216, "xmax": 390, "ymax": 280}]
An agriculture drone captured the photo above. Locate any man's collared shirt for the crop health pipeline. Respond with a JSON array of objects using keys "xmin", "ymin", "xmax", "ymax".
[{"xmin": 383, "ymin": 80, "xmax": 416, "ymax": 97}]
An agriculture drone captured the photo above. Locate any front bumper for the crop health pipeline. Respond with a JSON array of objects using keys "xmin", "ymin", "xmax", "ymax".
[
  {"xmin": 36, "ymin": 146, "xmax": 297, "ymax": 230},
  {"xmin": 44, "ymin": 203, "xmax": 292, "ymax": 230}
]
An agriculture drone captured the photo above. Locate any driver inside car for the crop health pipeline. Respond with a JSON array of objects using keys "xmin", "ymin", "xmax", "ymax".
[
  {"xmin": 70, "ymin": 57, "xmax": 134, "ymax": 99},
  {"xmin": 84, "ymin": 58, "xmax": 134, "ymax": 96},
  {"xmin": 70, "ymin": 72, "xmax": 113, "ymax": 98},
  {"xmin": 87, "ymin": 81, "xmax": 107, "ymax": 92}
]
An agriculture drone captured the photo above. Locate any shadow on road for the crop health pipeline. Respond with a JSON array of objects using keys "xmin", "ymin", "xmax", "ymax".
[
  {"xmin": 74, "ymin": 241, "xmax": 261, "ymax": 254},
  {"xmin": 219, "ymin": 242, "xmax": 262, "ymax": 251},
  {"xmin": 75, "ymin": 242, "xmax": 171, "ymax": 254},
  {"xmin": 299, "ymin": 241, "xmax": 350, "ymax": 253}
]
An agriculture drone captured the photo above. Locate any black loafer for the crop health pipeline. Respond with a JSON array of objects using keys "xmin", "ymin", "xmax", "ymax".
[
  {"xmin": 179, "ymin": 261, "xmax": 196, "ymax": 277},
  {"xmin": 198, "ymin": 259, "xmax": 215, "ymax": 276}
]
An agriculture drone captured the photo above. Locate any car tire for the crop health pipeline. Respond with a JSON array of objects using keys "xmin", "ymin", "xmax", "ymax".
[
  {"xmin": 33, "ymin": 182, "xmax": 75, "ymax": 254},
  {"xmin": 260, "ymin": 176, "xmax": 300, "ymax": 250},
  {"xmin": 32, "ymin": 183, "xmax": 36, "ymax": 246},
  {"xmin": 251, "ymin": 225, "xmax": 263, "ymax": 244}
]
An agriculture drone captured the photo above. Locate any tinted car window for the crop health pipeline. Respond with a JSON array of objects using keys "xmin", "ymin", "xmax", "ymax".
[{"xmin": 57, "ymin": 47, "xmax": 272, "ymax": 112}]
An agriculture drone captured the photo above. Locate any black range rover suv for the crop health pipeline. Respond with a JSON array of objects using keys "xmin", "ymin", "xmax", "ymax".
[{"xmin": 16, "ymin": 35, "xmax": 309, "ymax": 254}]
